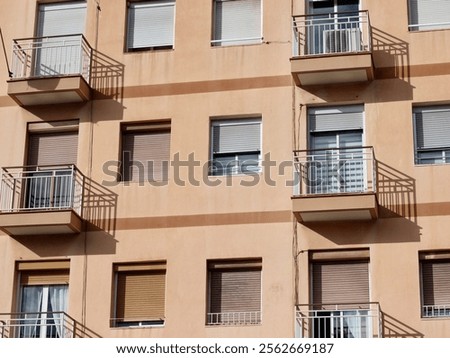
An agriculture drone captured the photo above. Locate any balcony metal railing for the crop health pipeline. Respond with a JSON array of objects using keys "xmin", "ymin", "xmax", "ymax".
[
  {"xmin": 10, "ymin": 34, "xmax": 92, "ymax": 83},
  {"xmin": 0, "ymin": 311, "xmax": 75, "ymax": 338},
  {"xmin": 0, "ymin": 165, "xmax": 85, "ymax": 216},
  {"xmin": 293, "ymin": 146, "xmax": 376, "ymax": 196},
  {"xmin": 207, "ymin": 311, "xmax": 261, "ymax": 326},
  {"xmin": 292, "ymin": 11, "xmax": 371, "ymax": 57},
  {"xmin": 295, "ymin": 303, "xmax": 382, "ymax": 338}
]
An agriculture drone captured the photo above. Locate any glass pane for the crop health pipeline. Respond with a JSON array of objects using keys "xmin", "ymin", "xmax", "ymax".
[
  {"xmin": 417, "ymin": 150, "xmax": 445, "ymax": 164},
  {"xmin": 211, "ymin": 154, "xmax": 237, "ymax": 176}
]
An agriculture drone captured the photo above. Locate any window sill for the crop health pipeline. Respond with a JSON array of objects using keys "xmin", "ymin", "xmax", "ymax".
[{"xmin": 210, "ymin": 39, "xmax": 264, "ymax": 48}]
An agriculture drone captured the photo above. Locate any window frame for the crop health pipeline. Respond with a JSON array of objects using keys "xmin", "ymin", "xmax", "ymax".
[
  {"xmin": 111, "ymin": 261, "xmax": 167, "ymax": 328},
  {"xmin": 407, "ymin": 0, "xmax": 450, "ymax": 32},
  {"xmin": 211, "ymin": 0, "xmax": 263, "ymax": 47},
  {"xmin": 209, "ymin": 117, "xmax": 262, "ymax": 176},
  {"xmin": 125, "ymin": 0, "xmax": 176, "ymax": 52},
  {"xmin": 120, "ymin": 121, "xmax": 171, "ymax": 183},
  {"xmin": 206, "ymin": 258, "xmax": 262, "ymax": 326},
  {"xmin": 420, "ymin": 252, "xmax": 450, "ymax": 318},
  {"xmin": 412, "ymin": 105, "xmax": 450, "ymax": 165}
]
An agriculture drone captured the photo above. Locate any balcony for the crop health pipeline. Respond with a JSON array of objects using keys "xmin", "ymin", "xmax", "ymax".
[
  {"xmin": 0, "ymin": 311, "xmax": 75, "ymax": 338},
  {"xmin": 7, "ymin": 34, "xmax": 92, "ymax": 106},
  {"xmin": 292, "ymin": 147, "xmax": 378, "ymax": 222},
  {"xmin": 291, "ymin": 11, "xmax": 374, "ymax": 86},
  {"xmin": 0, "ymin": 165, "xmax": 84, "ymax": 236},
  {"xmin": 295, "ymin": 303, "xmax": 382, "ymax": 338}
]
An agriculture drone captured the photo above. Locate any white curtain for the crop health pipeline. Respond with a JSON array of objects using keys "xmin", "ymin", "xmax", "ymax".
[
  {"xmin": 20, "ymin": 286, "xmax": 43, "ymax": 338},
  {"xmin": 49, "ymin": 286, "xmax": 68, "ymax": 338}
]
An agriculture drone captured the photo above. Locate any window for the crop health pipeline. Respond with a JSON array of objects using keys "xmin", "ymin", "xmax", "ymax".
[
  {"xmin": 408, "ymin": 0, "xmax": 450, "ymax": 31},
  {"xmin": 17, "ymin": 261, "xmax": 70, "ymax": 338},
  {"xmin": 310, "ymin": 251, "xmax": 370, "ymax": 338},
  {"xmin": 112, "ymin": 262, "xmax": 166, "ymax": 327},
  {"xmin": 26, "ymin": 121, "xmax": 79, "ymax": 210},
  {"xmin": 413, "ymin": 106, "xmax": 450, "ymax": 164},
  {"xmin": 121, "ymin": 122, "xmax": 171, "ymax": 182},
  {"xmin": 126, "ymin": 0, "xmax": 175, "ymax": 51},
  {"xmin": 207, "ymin": 259, "xmax": 262, "ymax": 326},
  {"xmin": 420, "ymin": 252, "xmax": 450, "ymax": 317},
  {"xmin": 308, "ymin": 105, "xmax": 364, "ymax": 194},
  {"xmin": 212, "ymin": 0, "xmax": 262, "ymax": 46},
  {"xmin": 210, "ymin": 118, "xmax": 261, "ymax": 176}
]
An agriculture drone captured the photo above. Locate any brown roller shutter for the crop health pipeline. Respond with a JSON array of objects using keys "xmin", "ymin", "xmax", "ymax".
[
  {"xmin": 422, "ymin": 260, "xmax": 450, "ymax": 306},
  {"xmin": 28, "ymin": 131, "xmax": 79, "ymax": 167},
  {"xmin": 115, "ymin": 264, "xmax": 166, "ymax": 323},
  {"xmin": 312, "ymin": 261, "xmax": 369, "ymax": 308},
  {"xmin": 20, "ymin": 269, "xmax": 70, "ymax": 286},
  {"xmin": 18, "ymin": 260, "xmax": 70, "ymax": 285},
  {"xmin": 121, "ymin": 125, "xmax": 171, "ymax": 182},
  {"xmin": 209, "ymin": 269, "xmax": 261, "ymax": 315}
]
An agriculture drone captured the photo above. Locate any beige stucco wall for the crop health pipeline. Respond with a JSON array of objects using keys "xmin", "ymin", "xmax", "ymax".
[{"xmin": 0, "ymin": 0, "xmax": 450, "ymax": 338}]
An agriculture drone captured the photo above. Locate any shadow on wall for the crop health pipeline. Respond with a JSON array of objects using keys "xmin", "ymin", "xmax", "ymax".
[
  {"xmin": 377, "ymin": 160, "xmax": 417, "ymax": 224},
  {"xmin": 372, "ymin": 27, "xmax": 410, "ymax": 82},
  {"xmin": 90, "ymin": 49, "xmax": 125, "ymax": 104},
  {"xmin": 382, "ymin": 311, "xmax": 424, "ymax": 338}
]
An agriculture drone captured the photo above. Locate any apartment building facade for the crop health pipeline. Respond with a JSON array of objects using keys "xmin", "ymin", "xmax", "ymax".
[{"xmin": 0, "ymin": 0, "xmax": 449, "ymax": 338}]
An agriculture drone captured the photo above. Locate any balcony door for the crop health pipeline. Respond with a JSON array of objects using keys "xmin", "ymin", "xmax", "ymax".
[
  {"xmin": 25, "ymin": 122, "xmax": 79, "ymax": 210},
  {"xmin": 18, "ymin": 264, "xmax": 69, "ymax": 338},
  {"xmin": 307, "ymin": 0, "xmax": 360, "ymax": 54},
  {"xmin": 312, "ymin": 260, "xmax": 370, "ymax": 338},
  {"xmin": 35, "ymin": 1, "xmax": 87, "ymax": 76},
  {"xmin": 308, "ymin": 105, "xmax": 364, "ymax": 194}
]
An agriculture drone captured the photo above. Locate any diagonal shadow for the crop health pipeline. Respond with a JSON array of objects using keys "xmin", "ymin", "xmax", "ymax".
[{"xmin": 382, "ymin": 311, "xmax": 424, "ymax": 338}]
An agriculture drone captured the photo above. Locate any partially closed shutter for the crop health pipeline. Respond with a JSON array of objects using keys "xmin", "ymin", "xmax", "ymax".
[
  {"xmin": 309, "ymin": 105, "xmax": 364, "ymax": 133},
  {"xmin": 28, "ymin": 131, "xmax": 78, "ymax": 167},
  {"xmin": 414, "ymin": 106, "xmax": 450, "ymax": 150},
  {"xmin": 312, "ymin": 261, "xmax": 369, "ymax": 307},
  {"xmin": 122, "ymin": 125, "xmax": 171, "ymax": 182},
  {"xmin": 209, "ymin": 269, "xmax": 261, "ymax": 314},
  {"xmin": 116, "ymin": 270, "xmax": 166, "ymax": 322},
  {"xmin": 18, "ymin": 260, "xmax": 70, "ymax": 286},
  {"xmin": 213, "ymin": 0, "xmax": 261, "ymax": 45},
  {"xmin": 127, "ymin": 0, "xmax": 175, "ymax": 49},
  {"xmin": 408, "ymin": 0, "xmax": 450, "ymax": 31},
  {"xmin": 212, "ymin": 120, "xmax": 261, "ymax": 154},
  {"xmin": 422, "ymin": 261, "xmax": 450, "ymax": 306},
  {"xmin": 37, "ymin": 1, "xmax": 87, "ymax": 37}
]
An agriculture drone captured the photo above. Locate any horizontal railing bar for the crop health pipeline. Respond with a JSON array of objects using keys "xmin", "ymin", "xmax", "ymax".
[
  {"xmin": 13, "ymin": 33, "xmax": 86, "ymax": 43},
  {"xmin": 294, "ymin": 146, "xmax": 374, "ymax": 154}
]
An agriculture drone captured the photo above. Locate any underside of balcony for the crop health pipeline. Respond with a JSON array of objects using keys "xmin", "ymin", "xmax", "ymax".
[
  {"xmin": 7, "ymin": 75, "xmax": 91, "ymax": 106},
  {"xmin": 292, "ymin": 192, "xmax": 378, "ymax": 222},
  {"xmin": 0, "ymin": 210, "xmax": 82, "ymax": 236},
  {"xmin": 291, "ymin": 52, "xmax": 374, "ymax": 86}
]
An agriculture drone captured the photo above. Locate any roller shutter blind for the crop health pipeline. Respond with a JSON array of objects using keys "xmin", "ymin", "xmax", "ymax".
[
  {"xmin": 309, "ymin": 105, "xmax": 363, "ymax": 133},
  {"xmin": 27, "ymin": 131, "xmax": 79, "ymax": 167},
  {"xmin": 312, "ymin": 260, "xmax": 369, "ymax": 307},
  {"xmin": 114, "ymin": 263, "xmax": 166, "ymax": 324},
  {"xmin": 37, "ymin": 1, "xmax": 87, "ymax": 37},
  {"xmin": 413, "ymin": 106, "xmax": 450, "ymax": 150},
  {"xmin": 422, "ymin": 261, "xmax": 450, "ymax": 310},
  {"xmin": 212, "ymin": 121, "xmax": 261, "ymax": 154},
  {"xmin": 127, "ymin": 0, "xmax": 175, "ymax": 50},
  {"xmin": 18, "ymin": 261, "xmax": 70, "ymax": 286},
  {"xmin": 121, "ymin": 125, "xmax": 171, "ymax": 182},
  {"xmin": 213, "ymin": 0, "xmax": 262, "ymax": 46},
  {"xmin": 408, "ymin": 0, "xmax": 450, "ymax": 31},
  {"xmin": 208, "ymin": 260, "xmax": 262, "ymax": 325}
]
